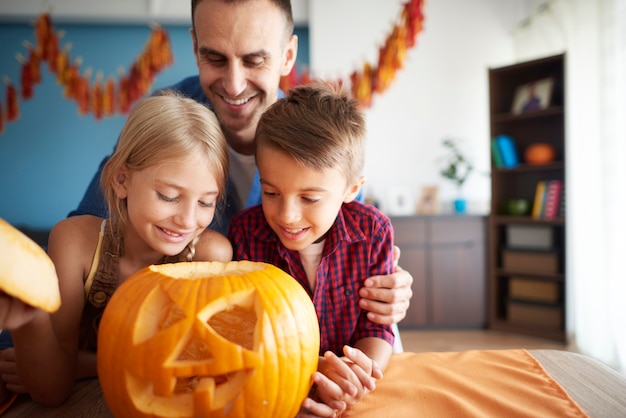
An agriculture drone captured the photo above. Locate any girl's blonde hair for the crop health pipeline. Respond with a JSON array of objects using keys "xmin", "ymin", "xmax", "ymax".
[{"xmin": 101, "ymin": 90, "xmax": 228, "ymax": 231}]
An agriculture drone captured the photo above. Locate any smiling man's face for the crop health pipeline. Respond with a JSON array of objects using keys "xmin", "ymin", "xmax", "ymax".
[{"xmin": 191, "ymin": 0, "xmax": 297, "ymax": 154}]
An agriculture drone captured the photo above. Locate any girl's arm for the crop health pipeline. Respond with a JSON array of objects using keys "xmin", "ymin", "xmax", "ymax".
[
  {"xmin": 75, "ymin": 350, "xmax": 97, "ymax": 379},
  {"xmin": 12, "ymin": 217, "xmax": 98, "ymax": 406},
  {"xmin": 0, "ymin": 295, "xmax": 37, "ymax": 330}
]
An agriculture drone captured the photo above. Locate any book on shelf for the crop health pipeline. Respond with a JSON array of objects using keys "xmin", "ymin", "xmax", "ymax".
[
  {"xmin": 495, "ymin": 134, "xmax": 520, "ymax": 168},
  {"xmin": 530, "ymin": 180, "xmax": 564, "ymax": 220},
  {"xmin": 542, "ymin": 180, "xmax": 563, "ymax": 219},
  {"xmin": 490, "ymin": 138, "xmax": 504, "ymax": 168},
  {"xmin": 531, "ymin": 180, "xmax": 547, "ymax": 219},
  {"xmin": 558, "ymin": 187, "xmax": 565, "ymax": 218}
]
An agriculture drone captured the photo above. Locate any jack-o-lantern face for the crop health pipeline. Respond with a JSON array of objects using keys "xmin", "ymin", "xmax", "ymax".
[{"xmin": 97, "ymin": 261, "xmax": 320, "ymax": 418}]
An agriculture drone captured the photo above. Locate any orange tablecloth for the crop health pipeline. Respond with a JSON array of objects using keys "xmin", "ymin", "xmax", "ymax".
[
  {"xmin": 344, "ymin": 349, "xmax": 588, "ymax": 418},
  {"xmin": 2, "ymin": 349, "xmax": 605, "ymax": 417}
]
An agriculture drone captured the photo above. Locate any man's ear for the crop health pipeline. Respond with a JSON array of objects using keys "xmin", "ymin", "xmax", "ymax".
[
  {"xmin": 344, "ymin": 176, "xmax": 366, "ymax": 203},
  {"xmin": 281, "ymin": 34, "xmax": 299, "ymax": 77},
  {"xmin": 111, "ymin": 166, "xmax": 130, "ymax": 199}
]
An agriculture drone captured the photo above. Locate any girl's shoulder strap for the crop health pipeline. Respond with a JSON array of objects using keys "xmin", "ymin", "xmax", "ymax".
[{"xmin": 83, "ymin": 219, "xmax": 106, "ymax": 298}]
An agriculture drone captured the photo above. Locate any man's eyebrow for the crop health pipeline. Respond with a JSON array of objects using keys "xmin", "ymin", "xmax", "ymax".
[
  {"xmin": 244, "ymin": 49, "xmax": 271, "ymax": 59},
  {"xmin": 197, "ymin": 46, "xmax": 222, "ymax": 56},
  {"xmin": 197, "ymin": 46, "xmax": 271, "ymax": 60}
]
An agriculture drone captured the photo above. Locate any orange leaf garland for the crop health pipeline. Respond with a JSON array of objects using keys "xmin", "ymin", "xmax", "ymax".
[
  {"xmin": 279, "ymin": 0, "xmax": 425, "ymax": 108},
  {"xmin": 55, "ymin": 43, "xmax": 71, "ymax": 84},
  {"xmin": 76, "ymin": 68, "xmax": 91, "ymax": 116},
  {"xmin": 35, "ymin": 13, "xmax": 53, "ymax": 62},
  {"xmin": 0, "ymin": 13, "xmax": 174, "ymax": 134},
  {"xmin": 91, "ymin": 72, "xmax": 104, "ymax": 120},
  {"xmin": 4, "ymin": 78, "xmax": 20, "ymax": 122},
  {"xmin": 103, "ymin": 76, "xmax": 116, "ymax": 117},
  {"xmin": 17, "ymin": 53, "xmax": 34, "ymax": 100}
]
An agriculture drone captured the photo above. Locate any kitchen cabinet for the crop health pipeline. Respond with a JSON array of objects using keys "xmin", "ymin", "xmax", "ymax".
[{"xmin": 391, "ymin": 215, "xmax": 486, "ymax": 329}]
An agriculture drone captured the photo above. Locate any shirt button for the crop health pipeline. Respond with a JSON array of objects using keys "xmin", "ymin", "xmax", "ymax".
[
  {"xmin": 345, "ymin": 289, "xmax": 353, "ymax": 296},
  {"xmin": 94, "ymin": 291, "xmax": 107, "ymax": 304}
]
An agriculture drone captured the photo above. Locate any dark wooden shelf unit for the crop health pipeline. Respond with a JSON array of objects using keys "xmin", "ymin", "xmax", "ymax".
[{"xmin": 487, "ymin": 53, "xmax": 567, "ymax": 341}]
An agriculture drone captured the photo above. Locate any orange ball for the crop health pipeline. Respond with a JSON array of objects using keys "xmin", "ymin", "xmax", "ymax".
[{"xmin": 524, "ymin": 143, "xmax": 556, "ymax": 165}]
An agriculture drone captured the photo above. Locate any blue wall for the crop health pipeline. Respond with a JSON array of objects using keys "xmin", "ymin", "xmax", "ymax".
[{"xmin": 0, "ymin": 22, "xmax": 309, "ymax": 229}]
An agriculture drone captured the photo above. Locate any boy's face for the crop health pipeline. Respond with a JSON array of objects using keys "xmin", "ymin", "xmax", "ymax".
[
  {"xmin": 192, "ymin": 0, "xmax": 297, "ymax": 153},
  {"xmin": 257, "ymin": 147, "xmax": 363, "ymax": 251}
]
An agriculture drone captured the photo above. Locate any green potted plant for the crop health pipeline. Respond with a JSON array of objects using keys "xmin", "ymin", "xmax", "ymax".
[{"xmin": 439, "ymin": 138, "xmax": 474, "ymax": 213}]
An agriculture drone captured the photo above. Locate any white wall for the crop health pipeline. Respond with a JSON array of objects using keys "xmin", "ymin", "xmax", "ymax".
[
  {"xmin": 0, "ymin": 0, "xmax": 309, "ymax": 25},
  {"xmin": 310, "ymin": 0, "xmax": 523, "ymax": 214}
]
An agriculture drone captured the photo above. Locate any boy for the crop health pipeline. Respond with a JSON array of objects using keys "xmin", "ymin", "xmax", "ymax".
[{"xmin": 228, "ymin": 82, "xmax": 394, "ymax": 414}]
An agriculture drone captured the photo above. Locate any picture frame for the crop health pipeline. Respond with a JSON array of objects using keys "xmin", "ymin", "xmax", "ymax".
[
  {"xmin": 511, "ymin": 77, "xmax": 554, "ymax": 114},
  {"xmin": 416, "ymin": 186, "xmax": 439, "ymax": 215},
  {"xmin": 387, "ymin": 186, "xmax": 414, "ymax": 216}
]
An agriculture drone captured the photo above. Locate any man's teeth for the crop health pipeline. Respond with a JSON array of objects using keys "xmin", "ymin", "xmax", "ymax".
[{"xmin": 224, "ymin": 97, "xmax": 250, "ymax": 105}]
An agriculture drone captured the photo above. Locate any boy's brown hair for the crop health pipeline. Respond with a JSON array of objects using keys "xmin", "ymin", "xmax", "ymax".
[{"xmin": 255, "ymin": 81, "xmax": 367, "ymax": 183}]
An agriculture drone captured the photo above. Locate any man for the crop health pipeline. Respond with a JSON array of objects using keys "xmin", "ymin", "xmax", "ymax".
[{"xmin": 70, "ymin": 1, "xmax": 413, "ymax": 414}]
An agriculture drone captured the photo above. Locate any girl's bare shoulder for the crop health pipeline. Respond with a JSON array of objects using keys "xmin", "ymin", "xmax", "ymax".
[
  {"xmin": 50, "ymin": 215, "xmax": 103, "ymax": 241},
  {"xmin": 195, "ymin": 229, "xmax": 233, "ymax": 262},
  {"xmin": 48, "ymin": 215, "xmax": 104, "ymax": 261}
]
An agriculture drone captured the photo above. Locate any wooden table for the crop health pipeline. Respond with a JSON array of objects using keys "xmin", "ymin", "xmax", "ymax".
[
  {"xmin": 3, "ymin": 379, "xmax": 112, "ymax": 417},
  {"xmin": 3, "ymin": 350, "xmax": 625, "ymax": 417}
]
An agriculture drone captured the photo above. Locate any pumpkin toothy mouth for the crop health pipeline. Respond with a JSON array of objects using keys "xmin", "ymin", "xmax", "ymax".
[{"xmin": 126, "ymin": 368, "xmax": 254, "ymax": 416}]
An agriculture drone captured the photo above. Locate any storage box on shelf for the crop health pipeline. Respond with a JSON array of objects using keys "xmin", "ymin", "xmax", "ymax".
[
  {"xmin": 509, "ymin": 277, "xmax": 560, "ymax": 304},
  {"xmin": 487, "ymin": 53, "xmax": 567, "ymax": 342}
]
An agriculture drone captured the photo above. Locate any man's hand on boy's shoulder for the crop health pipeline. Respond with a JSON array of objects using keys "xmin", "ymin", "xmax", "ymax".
[{"xmin": 359, "ymin": 250, "xmax": 413, "ymax": 326}]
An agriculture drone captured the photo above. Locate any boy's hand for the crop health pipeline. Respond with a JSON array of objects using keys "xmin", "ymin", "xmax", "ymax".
[{"xmin": 297, "ymin": 346, "xmax": 383, "ymax": 417}]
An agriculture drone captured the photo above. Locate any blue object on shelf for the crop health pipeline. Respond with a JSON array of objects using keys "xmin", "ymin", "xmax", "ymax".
[
  {"xmin": 454, "ymin": 198, "xmax": 467, "ymax": 214},
  {"xmin": 496, "ymin": 134, "xmax": 520, "ymax": 168}
]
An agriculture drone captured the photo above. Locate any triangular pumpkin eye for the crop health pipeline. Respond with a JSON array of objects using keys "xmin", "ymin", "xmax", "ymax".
[
  {"xmin": 133, "ymin": 284, "xmax": 187, "ymax": 345},
  {"xmin": 207, "ymin": 303, "xmax": 257, "ymax": 351}
]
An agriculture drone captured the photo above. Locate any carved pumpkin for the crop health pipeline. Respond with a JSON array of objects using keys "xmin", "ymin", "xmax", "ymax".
[
  {"xmin": 524, "ymin": 143, "xmax": 556, "ymax": 165},
  {"xmin": 97, "ymin": 261, "xmax": 320, "ymax": 418},
  {"xmin": 0, "ymin": 218, "xmax": 61, "ymax": 312}
]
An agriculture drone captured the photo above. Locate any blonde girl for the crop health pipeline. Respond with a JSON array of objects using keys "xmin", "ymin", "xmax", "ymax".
[{"xmin": 1, "ymin": 91, "xmax": 232, "ymax": 407}]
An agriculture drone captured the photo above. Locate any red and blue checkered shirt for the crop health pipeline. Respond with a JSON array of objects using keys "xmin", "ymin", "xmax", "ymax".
[{"xmin": 228, "ymin": 200, "xmax": 395, "ymax": 355}]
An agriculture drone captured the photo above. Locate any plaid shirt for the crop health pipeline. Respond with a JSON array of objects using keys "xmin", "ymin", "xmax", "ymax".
[{"xmin": 228, "ymin": 200, "xmax": 395, "ymax": 355}]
